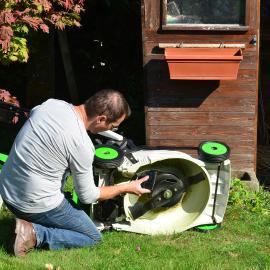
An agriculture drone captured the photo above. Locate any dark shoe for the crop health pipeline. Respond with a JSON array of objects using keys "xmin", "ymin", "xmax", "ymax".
[{"xmin": 13, "ymin": 218, "xmax": 37, "ymax": 257}]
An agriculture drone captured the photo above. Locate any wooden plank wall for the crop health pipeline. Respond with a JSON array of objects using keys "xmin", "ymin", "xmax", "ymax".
[
  {"xmin": 260, "ymin": 0, "xmax": 270, "ymax": 133},
  {"xmin": 142, "ymin": 0, "xmax": 259, "ymax": 171}
]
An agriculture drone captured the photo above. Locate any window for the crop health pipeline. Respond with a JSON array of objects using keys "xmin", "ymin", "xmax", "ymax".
[{"xmin": 163, "ymin": 0, "xmax": 249, "ymax": 31}]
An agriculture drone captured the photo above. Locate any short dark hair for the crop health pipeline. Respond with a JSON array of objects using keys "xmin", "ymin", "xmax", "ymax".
[{"xmin": 84, "ymin": 89, "xmax": 131, "ymax": 122}]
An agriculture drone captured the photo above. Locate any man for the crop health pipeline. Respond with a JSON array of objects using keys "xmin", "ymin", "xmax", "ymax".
[{"xmin": 0, "ymin": 89, "xmax": 150, "ymax": 256}]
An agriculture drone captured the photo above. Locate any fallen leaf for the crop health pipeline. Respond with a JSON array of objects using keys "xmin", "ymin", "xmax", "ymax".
[{"xmin": 45, "ymin": 263, "xmax": 54, "ymax": 270}]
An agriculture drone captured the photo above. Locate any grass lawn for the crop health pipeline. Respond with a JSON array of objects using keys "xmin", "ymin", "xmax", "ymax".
[{"xmin": 0, "ymin": 203, "xmax": 269, "ymax": 270}]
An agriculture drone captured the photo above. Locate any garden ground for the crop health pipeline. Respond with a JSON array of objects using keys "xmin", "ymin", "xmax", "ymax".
[{"xmin": 0, "ymin": 193, "xmax": 269, "ymax": 270}]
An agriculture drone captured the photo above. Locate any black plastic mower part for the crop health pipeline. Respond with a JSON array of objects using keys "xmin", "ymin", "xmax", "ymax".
[
  {"xmin": 128, "ymin": 170, "xmax": 207, "ymax": 220},
  {"xmin": 133, "ymin": 170, "xmax": 158, "ymax": 191},
  {"xmin": 94, "ymin": 144, "xmax": 124, "ymax": 169},
  {"xmin": 93, "ymin": 198, "xmax": 124, "ymax": 222},
  {"xmin": 198, "ymin": 141, "xmax": 230, "ymax": 163},
  {"xmin": 125, "ymin": 152, "xmax": 138, "ymax": 164},
  {"xmin": 129, "ymin": 172, "xmax": 187, "ymax": 220},
  {"xmin": 211, "ymin": 163, "xmax": 222, "ymax": 224}
]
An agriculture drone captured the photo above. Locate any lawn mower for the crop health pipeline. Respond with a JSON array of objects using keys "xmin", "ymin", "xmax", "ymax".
[
  {"xmin": 75, "ymin": 131, "xmax": 231, "ymax": 234},
  {"xmin": 0, "ymin": 99, "xmax": 231, "ymax": 234}
]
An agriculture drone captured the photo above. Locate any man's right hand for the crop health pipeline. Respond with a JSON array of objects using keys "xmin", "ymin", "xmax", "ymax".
[
  {"xmin": 98, "ymin": 175, "xmax": 151, "ymax": 201},
  {"xmin": 126, "ymin": 175, "xmax": 151, "ymax": 196}
]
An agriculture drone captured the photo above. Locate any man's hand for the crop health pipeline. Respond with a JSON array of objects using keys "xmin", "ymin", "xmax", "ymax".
[
  {"xmin": 126, "ymin": 175, "xmax": 151, "ymax": 196},
  {"xmin": 98, "ymin": 175, "xmax": 151, "ymax": 201}
]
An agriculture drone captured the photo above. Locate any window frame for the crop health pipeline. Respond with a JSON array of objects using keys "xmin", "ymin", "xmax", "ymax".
[{"xmin": 161, "ymin": 0, "xmax": 250, "ymax": 31}]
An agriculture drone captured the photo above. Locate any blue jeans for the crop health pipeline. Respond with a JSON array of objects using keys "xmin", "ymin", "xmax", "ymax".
[{"xmin": 5, "ymin": 198, "xmax": 102, "ymax": 250}]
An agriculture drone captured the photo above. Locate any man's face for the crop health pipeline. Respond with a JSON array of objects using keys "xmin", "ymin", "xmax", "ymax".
[{"xmin": 88, "ymin": 114, "xmax": 126, "ymax": 134}]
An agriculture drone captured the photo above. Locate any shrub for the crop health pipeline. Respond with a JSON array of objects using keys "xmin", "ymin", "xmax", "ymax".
[{"xmin": 228, "ymin": 178, "xmax": 270, "ymax": 215}]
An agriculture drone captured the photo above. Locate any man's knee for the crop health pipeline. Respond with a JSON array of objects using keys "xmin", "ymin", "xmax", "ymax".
[
  {"xmin": 85, "ymin": 228, "xmax": 102, "ymax": 245},
  {"xmin": 93, "ymin": 230, "xmax": 102, "ymax": 243}
]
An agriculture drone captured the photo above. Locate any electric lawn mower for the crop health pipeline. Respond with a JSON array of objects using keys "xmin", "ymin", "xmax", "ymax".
[{"xmin": 0, "ymin": 101, "xmax": 231, "ymax": 234}]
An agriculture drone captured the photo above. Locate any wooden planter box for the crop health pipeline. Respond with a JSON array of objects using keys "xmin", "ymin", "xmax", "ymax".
[{"xmin": 165, "ymin": 48, "xmax": 243, "ymax": 80}]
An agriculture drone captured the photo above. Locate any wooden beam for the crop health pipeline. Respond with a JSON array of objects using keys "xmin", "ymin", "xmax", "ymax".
[{"xmin": 159, "ymin": 43, "xmax": 246, "ymax": 48}]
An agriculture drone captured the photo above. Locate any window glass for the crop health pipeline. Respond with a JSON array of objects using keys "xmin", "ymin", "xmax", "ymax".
[{"xmin": 165, "ymin": 0, "xmax": 246, "ymax": 25}]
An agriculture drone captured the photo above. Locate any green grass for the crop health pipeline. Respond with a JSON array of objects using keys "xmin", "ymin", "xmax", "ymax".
[
  {"xmin": 1, "ymin": 178, "xmax": 269, "ymax": 269},
  {"xmin": 0, "ymin": 204, "xmax": 269, "ymax": 270}
]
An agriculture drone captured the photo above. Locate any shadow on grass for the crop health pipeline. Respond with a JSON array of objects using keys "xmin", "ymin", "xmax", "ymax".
[{"xmin": 0, "ymin": 207, "xmax": 15, "ymax": 255}]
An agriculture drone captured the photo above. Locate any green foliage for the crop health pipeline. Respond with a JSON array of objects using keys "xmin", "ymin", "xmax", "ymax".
[
  {"xmin": 229, "ymin": 178, "xmax": 270, "ymax": 215},
  {"xmin": 0, "ymin": 0, "xmax": 85, "ymax": 64},
  {"xmin": 0, "ymin": 36, "xmax": 28, "ymax": 64},
  {"xmin": 64, "ymin": 175, "xmax": 74, "ymax": 193}
]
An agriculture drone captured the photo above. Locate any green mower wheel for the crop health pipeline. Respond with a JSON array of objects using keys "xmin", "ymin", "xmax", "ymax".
[
  {"xmin": 195, "ymin": 223, "xmax": 220, "ymax": 232},
  {"xmin": 198, "ymin": 141, "xmax": 230, "ymax": 163},
  {"xmin": 94, "ymin": 145, "xmax": 124, "ymax": 169}
]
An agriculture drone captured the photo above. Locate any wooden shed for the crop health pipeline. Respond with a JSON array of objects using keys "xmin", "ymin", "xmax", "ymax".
[{"xmin": 141, "ymin": 0, "xmax": 260, "ymax": 174}]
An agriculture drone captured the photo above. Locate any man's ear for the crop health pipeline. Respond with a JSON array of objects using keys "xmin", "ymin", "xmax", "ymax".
[{"xmin": 96, "ymin": 115, "xmax": 107, "ymax": 124}]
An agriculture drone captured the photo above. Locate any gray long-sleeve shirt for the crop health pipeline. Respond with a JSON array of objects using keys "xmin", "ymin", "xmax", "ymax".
[{"xmin": 0, "ymin": 99, "xmax": 100, "ymax": 213}]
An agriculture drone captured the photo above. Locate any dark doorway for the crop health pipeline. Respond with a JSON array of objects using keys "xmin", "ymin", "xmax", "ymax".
[
  {"xmin": 257, "ymin": 0, "xmax": 270, "ymax": 189},
  {"xmin": 55, "ymin": 0, "xmax": 145, "ymax": 145}
]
